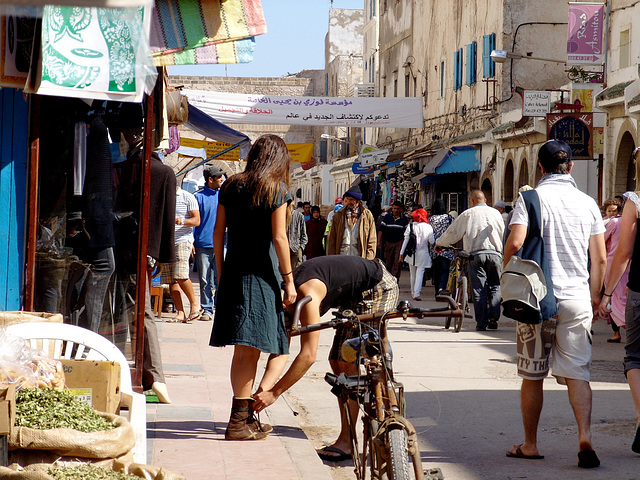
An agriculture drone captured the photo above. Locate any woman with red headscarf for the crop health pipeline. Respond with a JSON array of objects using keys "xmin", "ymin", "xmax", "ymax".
[{"xmin": 399, "ymin": 208, "xmax": 435, "ymax": 301}]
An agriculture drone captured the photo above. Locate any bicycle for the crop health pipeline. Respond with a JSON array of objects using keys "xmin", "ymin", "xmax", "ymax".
[
  {"xmin": 290, "ymin": 296, "xmax": 459, "ymax": 480},
  {"xmin": 441, "ymin": 248, "xmax": 473, "ymax": 333}
]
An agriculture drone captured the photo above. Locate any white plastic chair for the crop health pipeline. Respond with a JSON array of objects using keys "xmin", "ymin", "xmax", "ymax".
[{"xmin": 5, "ymin": 322, "xmax": 147, "ymax": 464}]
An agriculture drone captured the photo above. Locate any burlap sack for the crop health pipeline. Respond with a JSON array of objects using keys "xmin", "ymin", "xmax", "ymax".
[
  {"xmin": 0, "ymin": 312, "xmax": 63, "ymax": 328},
  {"xmin": 8, "ymin": 449, "xmax": 134, "ymax": 470},
  {"xmin": 0, "ymin": 458, "xmax": 188, "ymax": 480},
  {"xmin": 0, "ymin": 467, "xmax": 51, "ymax": 479},
  {"xmin": 114, "ymin": 460, "xmax": 188, "ymax": 480},
  {"xmin": 9, "ymin": 413, "xmax": 135, "ymax": 459}
]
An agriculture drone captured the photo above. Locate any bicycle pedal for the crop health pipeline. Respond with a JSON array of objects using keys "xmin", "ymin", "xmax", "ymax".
[{"xmin": 423, "ymin": 467, "xmax": 444, "ymax": 480}]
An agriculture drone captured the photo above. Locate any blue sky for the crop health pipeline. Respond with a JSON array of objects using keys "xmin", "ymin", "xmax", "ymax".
[{"xmin": 169, "ymin": 0, "xmax": 364, "ymax": 77}]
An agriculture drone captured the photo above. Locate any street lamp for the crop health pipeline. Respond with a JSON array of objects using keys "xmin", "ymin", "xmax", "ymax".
[{"xmin": 490, "ymin": 50, "xmax": 565, "ymax": 64}]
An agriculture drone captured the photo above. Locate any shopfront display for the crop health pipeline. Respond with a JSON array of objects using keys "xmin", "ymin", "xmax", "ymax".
[{"xmin": 31, "ymin": 96, "xmax": 153, "ymax": 372}]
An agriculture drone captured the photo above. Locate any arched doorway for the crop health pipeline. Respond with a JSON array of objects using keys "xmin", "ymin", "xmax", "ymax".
[
  {"xmin": 504, "ymin": 159, "xmax": 514, "ymax": 203},
  {"xmin": 518, "ymin": 158, "xmax": 529, "ymax": 188},
  {"xmin": 481, "ymin": 177, "xmax": 493, "ymax": 204},
  {"xmin": 615, "ymin": 131, "xmax": 636, "ymax": 195}
]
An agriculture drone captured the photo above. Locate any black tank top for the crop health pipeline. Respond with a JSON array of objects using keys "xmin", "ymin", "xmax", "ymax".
[
  {"xmin": 294, "ymin": 256, "xmax": 382, "ymax": 315},
  {"xmin": 628, "ymin": 214, "xmax": 640, "ymax": 292}
]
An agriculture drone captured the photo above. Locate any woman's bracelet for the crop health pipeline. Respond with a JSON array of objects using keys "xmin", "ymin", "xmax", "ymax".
[
  {"xmin": 281, "ymin": 271, "xmax": 292, "ymax": 276},
  {"xmin": 603, "ymin": 292, "xmax": 612, "ymax": 297}
]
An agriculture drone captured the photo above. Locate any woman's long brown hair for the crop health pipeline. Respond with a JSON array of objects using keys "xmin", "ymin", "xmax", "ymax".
[{"xmin": 224, "ymin": 134, "xmax": 291, "ymax": 208}]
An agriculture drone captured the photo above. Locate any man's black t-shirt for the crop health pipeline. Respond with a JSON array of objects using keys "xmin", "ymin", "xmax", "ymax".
[{"xmin": 293, "ymin": 256, "xmax": 382, "ymax": 315}]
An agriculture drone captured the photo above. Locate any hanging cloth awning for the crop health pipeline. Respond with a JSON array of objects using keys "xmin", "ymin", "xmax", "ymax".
[
  {"xmin": 185, "ymin": 104, "xmax": 251, "ymax": 157},
  {"xmin": 2, "ymin": 0, "xmax": 150, "ymax": 7},
  {"xmin": 422, "ymin": 146, "xmax": 481, "ymax": 177},
  {"xmin": 150, "ymin": 0, "xmax": 266, "ymax": 66}
]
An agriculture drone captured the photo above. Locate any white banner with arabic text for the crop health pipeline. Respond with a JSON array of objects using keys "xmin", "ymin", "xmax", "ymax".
[{"xmin": 182, "ymin": 89, "xmax": 424, "ymax": 128}]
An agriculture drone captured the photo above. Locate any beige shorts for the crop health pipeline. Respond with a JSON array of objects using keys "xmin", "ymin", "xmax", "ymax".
[
  {"xmin": 516, "ymin": 299, "xmax": 592, "ymax": 383},
  {"xmin": 161, "ymin": 242, "xmax": 192, "ymax": 283}
]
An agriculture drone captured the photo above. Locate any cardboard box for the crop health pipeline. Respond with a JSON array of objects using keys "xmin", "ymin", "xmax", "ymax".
[
  {"xmin": 60, "ymin": 360, "xmax": 121, "ymax": 414},
  {"xmin": 0, "ymin": 385, "xmax": 16, "ymax": 435}
]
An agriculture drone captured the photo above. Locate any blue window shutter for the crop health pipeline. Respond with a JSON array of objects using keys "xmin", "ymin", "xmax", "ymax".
[
  {"xmin": 489, "ymin": 34, "xmax": 495, "ymax": 77},
  {"xmin": 457, "ymin": 48, "xmax": 463, "ymax": 89},
  {"xmin": 467, "ymin": 41, "xmax": 477, "ymax": 84},
  {"xmin": 466, "ymin": 44, "xmax": 472, "ymax": 85},
  {"xmin": 483, "ymin": 34, "xmax": 496, "ymax": 78},
  {"xmin": 453, "ymin": 51, "xmax": 458, "ymax": 90}
]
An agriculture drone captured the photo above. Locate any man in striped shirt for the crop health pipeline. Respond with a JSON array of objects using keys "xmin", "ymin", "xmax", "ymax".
[{"xmin": 504, "ymin": 139, "xmax": 606, "ymax": 468}]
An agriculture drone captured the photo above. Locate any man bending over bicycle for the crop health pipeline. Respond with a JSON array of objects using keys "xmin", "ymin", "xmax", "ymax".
[{"xmin": 252, "ymin": 255, "xmax": 398, "ymax": 461}]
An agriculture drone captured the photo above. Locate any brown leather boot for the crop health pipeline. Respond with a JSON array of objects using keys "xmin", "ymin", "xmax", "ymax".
[
  {"xmin": 225, "ymin": 397, "xmax": 268, "ymax": 441},
  {"xmin": 247, "ymin": 398, "xmax": 273, "ymax": 434}
]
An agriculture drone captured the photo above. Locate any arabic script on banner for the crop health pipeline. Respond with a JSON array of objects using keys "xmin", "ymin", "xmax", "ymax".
[{"xmin": 182, "ymin": 89, "xmax": 424, "ymax": 128}]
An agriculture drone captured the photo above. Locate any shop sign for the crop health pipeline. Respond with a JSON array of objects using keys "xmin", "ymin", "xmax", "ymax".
[
  {"xmin": 547, "ymin": 112, "xmax": 593, "ymax": 159},
  {"xmin": 359, "ymin": 145, "xmax": 389, "ymax": 166},
  {"xmin": 180, "ymin": 137, "xmax": 313, "ymax": 163},
  {"xmin": 523, "ymin": 90, "xmax": 551, "ymax": 116},
  {"xmin": 593, "ymin": 127, "xmax": 604, "ymax": 155},
  {"xmin": 352, "ymin": 162, "xmax": 374, "ymax": 174},
  {"xmin": 571, "ymin": 83, "xmax": 602, "ymax": 113},
  {"xmin": 567, "ymin": 3, "xmax": 604, "ymax": 65}
]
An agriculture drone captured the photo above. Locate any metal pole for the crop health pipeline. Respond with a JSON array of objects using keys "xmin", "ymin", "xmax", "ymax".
[{"xmin": 175, "ymin": 141, "xmax": 244, "ymax": 178}]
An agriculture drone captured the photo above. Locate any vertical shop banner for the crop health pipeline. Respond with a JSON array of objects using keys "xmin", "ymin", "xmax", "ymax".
[
  {"xmin": 593, "ymin": 127, "xmax": 604, "ymax": 155},
  {"xmin": 547, "ymin": 113, "xmax": 593, "ymax": 159},
  {"xmin": 35, "ymin": 5, "xmax": 154, "ymax": 102},
  {"xmin": 571, "ymin": 83, "xmax": 603, "ymax": 112},
  {"xmin": 182, "ymin": 89, "xmax": 424, "ymax": 128},
  {"xmin": 567, "ymin": 3, "xmax": 604, "ymax": 65}
]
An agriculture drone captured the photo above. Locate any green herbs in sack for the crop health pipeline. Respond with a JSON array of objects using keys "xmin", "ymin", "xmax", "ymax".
[
  {"xmin": 15, "ymin": 388, "xmax": 115, "ymax": 432},
  {"xmin": 48, "ymin": 464, "xmax": 140, "ymax": 480}
]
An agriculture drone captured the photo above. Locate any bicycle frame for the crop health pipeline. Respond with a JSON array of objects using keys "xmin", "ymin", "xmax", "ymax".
[{"xmin": 293, "ymin": 297, "xmax": 460, "ymax": 480}]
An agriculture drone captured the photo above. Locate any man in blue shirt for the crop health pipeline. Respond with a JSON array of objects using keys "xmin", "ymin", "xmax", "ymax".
[{"xmin": 193, "ymin": 165, "xmax": 225, "ymax": 321}]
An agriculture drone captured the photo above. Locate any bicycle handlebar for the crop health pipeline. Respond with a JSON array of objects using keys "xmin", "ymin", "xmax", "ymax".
[{"xmin": 289, "ymin": 295, "xmax": 461, "ymax": 337}]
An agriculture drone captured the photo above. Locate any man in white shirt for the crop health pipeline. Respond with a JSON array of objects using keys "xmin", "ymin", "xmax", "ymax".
[
  {"xmin": 504, "ymin": 139, "xmax": 606, "ymax": 468},
  {"xmin": 161, "ymin": 185, "xmax": 201, "ymax": 323},
  {"xmin": 436, "ymin": 190, "xmax": 505, "ymax": 330}
]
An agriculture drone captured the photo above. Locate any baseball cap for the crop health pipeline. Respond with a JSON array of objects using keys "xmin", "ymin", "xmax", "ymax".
[
  {"xmin": 204, "ymin": 165, "xmax": 224, "ymax": 178},
  {"xmin": 334, "ymin": 197, "xmax": 343, "ymax": 204},
  {"xmin": 494, "ymin": 200, "xmax": 506, "ymax": 209},
  {"xmin": 538, "ymin": 139, "xmax": 572, "ymax": 164}
]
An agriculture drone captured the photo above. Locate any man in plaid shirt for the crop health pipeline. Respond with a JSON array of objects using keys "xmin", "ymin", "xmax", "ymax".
[{"xmin": 252, "ymin": 256, "xmax": 398, "ymax": 461}]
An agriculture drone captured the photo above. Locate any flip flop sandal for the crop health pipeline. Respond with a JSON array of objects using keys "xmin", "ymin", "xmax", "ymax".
[
  {"xmin": 633, "ymin": 424, "xmax": 640, "ymax": 453},
  {"xmin": 187, "ymin": 309, "xmax": 203, "ymax": 322},
  {"xmin": 577, "ymin": 449, "xmax": 600, "ymax": 468},
  {"xmin": 166, "ymin": 315, "xmax": 189, "ymax": 323},
  {"xmin": 316, "ymin": 445, "xmax": 351, "ymax": 462},
  {"xmin": 506, "ymin": 444, "xmax": 544, "ymax": 460}
]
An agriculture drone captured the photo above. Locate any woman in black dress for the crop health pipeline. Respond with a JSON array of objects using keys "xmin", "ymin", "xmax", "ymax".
[{"xmin": 211, "ymin": 134, "xmax": 296, "ymax": 440}]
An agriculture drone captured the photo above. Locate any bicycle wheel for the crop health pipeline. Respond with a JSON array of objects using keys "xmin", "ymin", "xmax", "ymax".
[
  {"xmin": 387, "ymin": 427, "xmax": 411, "ymax": 480},
  {"xmin": 454, "ymin": 276, "xmax": 467, "ymax": 333}
]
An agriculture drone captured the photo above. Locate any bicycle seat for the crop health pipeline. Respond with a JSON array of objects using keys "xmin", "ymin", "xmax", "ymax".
[
  {"xmin": 325, "ymin": 372, "xmax": 367, "ymax": 397},
  {"xmin": 457, "ymin": 250, "xmax": 472, "ymax": 259}
]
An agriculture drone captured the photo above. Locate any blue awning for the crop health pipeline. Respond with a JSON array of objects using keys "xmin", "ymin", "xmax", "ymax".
[
  {"xmin": 422, "ymin": 145, "xmax": 481, "ymax": 178},
  {"xmin": 185, "ymin": 104, "xmax": 251, "ymax": 158}
]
